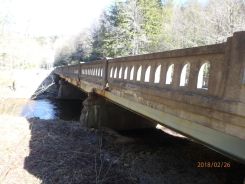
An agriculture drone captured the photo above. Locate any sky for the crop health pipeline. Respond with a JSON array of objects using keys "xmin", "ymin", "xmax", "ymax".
[
  {"xmin": 2, "ymin": 0, "xmax": 209, "ymax": 37},
  {"xmin": 2, "ymin": 0, "xmax": 113, "ymax": 36}
]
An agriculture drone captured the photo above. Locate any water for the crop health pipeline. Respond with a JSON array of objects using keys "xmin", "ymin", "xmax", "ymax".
[
  {"xmin": 21, "ymin": 100, "xmax": 56, "ymax": 119},
  {"xmin": 22, "ymin": 99, "xmax": 83, "ymax": 120}
]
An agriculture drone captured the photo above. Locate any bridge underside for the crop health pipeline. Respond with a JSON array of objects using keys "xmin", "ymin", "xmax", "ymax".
[{"xmin": 58, "ymin": 76, "xmax": 245, "ymax": 163}]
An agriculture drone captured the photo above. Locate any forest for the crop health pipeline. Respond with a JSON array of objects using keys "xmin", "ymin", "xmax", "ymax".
[{"xmin": 54, "ymin": 0, "xmax": 245, "ymax": 66}]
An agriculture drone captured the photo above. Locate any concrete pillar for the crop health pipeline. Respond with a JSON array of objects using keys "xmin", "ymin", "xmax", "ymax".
[
  {"xmin": 58, "ymin": 79, "xmax": 85, "ymax": 99},
  {"xmin": 160, "ymin": 63, "xmax": 168, "ymax": 87},
  {"xmin": 58, "ymin": 80, "xmax": 65, "ymax": 98},
  {"xmin": 149, "ymin": 63, "xmax": 155, "ymax": 84},
  {"xmin": 224, "ymin": 31, "xmax": 245, "ymax": 102},
  {"xmin": 80, "ymin": 93, "xmax": 102, "ymax": 128},
  {"xmin": 80, "ymin": 93, "xmax": 155, "ymax": 130},
  {"xmin": 102, "ymin": 58, "xmax": 108, "ymax": 89},
  {"xmin": 173, "ymin": 64, "xmax": 182, "ymax": 88},
  {"xmin": 188, "ymin": 63, "xmax": 199, "ymax": 91}
]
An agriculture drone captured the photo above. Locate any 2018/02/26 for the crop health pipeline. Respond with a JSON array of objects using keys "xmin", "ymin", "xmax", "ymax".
[{"xmin": 197, "ymin": 161, "xmax": 231, "ymax": 168}]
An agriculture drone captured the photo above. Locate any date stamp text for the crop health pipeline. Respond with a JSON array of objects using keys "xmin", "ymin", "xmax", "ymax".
[{"xmin": 196, "ymin": 161, "xmax": 231, "ymax": 168}]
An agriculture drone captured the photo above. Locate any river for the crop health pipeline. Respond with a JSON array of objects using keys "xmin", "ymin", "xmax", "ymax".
[{"xmin": 0, "ymin": 98, "xmax": 82, "ymax": 120}]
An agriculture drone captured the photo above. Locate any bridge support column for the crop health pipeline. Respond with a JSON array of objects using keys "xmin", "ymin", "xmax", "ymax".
[
  {"xmin": 80, "ymin": 93, "xmax": 155, "ymax": 130},
  {"xmin": 80, "ymin": 93, "xmax": 102, "ymax": 128},
  {"xmin": 57, "ymin": 79, "xmax": 85, "ymax": 99}
]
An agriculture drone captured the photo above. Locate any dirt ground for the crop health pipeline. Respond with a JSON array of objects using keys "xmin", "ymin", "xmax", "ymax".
[{"xmin": 0, "ymin": 116, "xmax": 244, "ymax": 184}]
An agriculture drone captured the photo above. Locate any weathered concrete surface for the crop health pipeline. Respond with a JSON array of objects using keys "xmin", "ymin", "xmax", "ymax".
[
  {"xmin": 57, "ymin": 79, "xmax": 86, "ymax": 99},
  {"xmin": 80, "ymin": 93, "xmax": 155, "ymax": 130}
]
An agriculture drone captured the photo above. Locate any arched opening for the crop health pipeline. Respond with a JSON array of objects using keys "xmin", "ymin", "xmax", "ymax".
[
  {"xmin": 197, "ymin": 62, "xmax": 210, "ymax": 89},
  {"xmin": 130, "ymin": 66, "xmax": 134, "ymax": 80},
  {"xmin": 97, "ymin": 68, "xmax": 100, "ymax": 76},
  {"xmin": 114, "ymin": 67, "xmax": 118, "ymax": 78},
  {"xmin": 124, "ymin": 67, "xmax": 128, "ymax": 79},
  {"xmin": 144, "ymin": 66, "xmax": 151, "ymax": 82},
  {"xmin": 100, "ymin": 68, "xmax": 103, "ymax": 77},
  {"xmin": 154, "ymin": 65, "xmax": 161, "ymax": 83},
  {"xmin": 137, "ymin": 66, "xmax": 142, "ymax": 81},
  {"xmin": 110, "ymin": 67, "xmax": 113, "ymax": 78},
  {"xmin": 166, "ymin": 64, "xmax": 174, "ymax": 84},
  {"xmin": 119, "ymin": 67, "xmax": 122, "ymax": 79},
  {"xmin": 180, "ymin": 63, "xmax": 190, "ymax": 86}
]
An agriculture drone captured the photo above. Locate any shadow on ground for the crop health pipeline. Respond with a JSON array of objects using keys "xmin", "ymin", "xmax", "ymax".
[
  {"xmin": 24, "ymin": 119, "xmax": 136, "ymax": 184},
  {"xmin": 24, "ymin": 118, "xmax": 245, "ymax": 184}
]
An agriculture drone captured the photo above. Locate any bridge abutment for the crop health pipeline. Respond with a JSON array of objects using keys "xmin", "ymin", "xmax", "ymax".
[{"xmin": 80, "ymin": 92, "xmax": 155, "ymax": 130}]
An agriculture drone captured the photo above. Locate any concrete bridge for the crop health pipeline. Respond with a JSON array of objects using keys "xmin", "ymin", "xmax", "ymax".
[{"xmin": 54, "ymin": 32, "xmax": 245, "ymax": 163}]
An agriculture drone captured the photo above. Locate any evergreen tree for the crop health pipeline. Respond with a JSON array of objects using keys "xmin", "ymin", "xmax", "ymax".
[
  {"xmin": 90, "ymin": 0, "xmax": 164, "ymax": 57},
  {"xmin": 137, "ymin": 0, "xmax": 163, "ymax": 52}
]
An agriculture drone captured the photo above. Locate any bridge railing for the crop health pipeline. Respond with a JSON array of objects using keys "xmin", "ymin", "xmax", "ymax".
[
  {"xmin": 107, "ymin": 43, "xmax": 226, "ymax": 98},
  {"xmin": 54, "ymin": 31, "xmax": 245, "ymax": 103},
  {"xmin": 55, "ymin": 64, "xmax": 80, "ymax": 80},
  {"xmin": 79, "ymin": 60, "xmax": 105, "ymax": 87}
]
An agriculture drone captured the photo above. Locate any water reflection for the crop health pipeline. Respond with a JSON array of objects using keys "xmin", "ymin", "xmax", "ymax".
[
  {"xmin": 21, "ymin": 99, "xmax": 56, "ymax": 120},
  {"xmin": 21, "ymin": 99, "xmax": 82, "ymax": 120}
]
